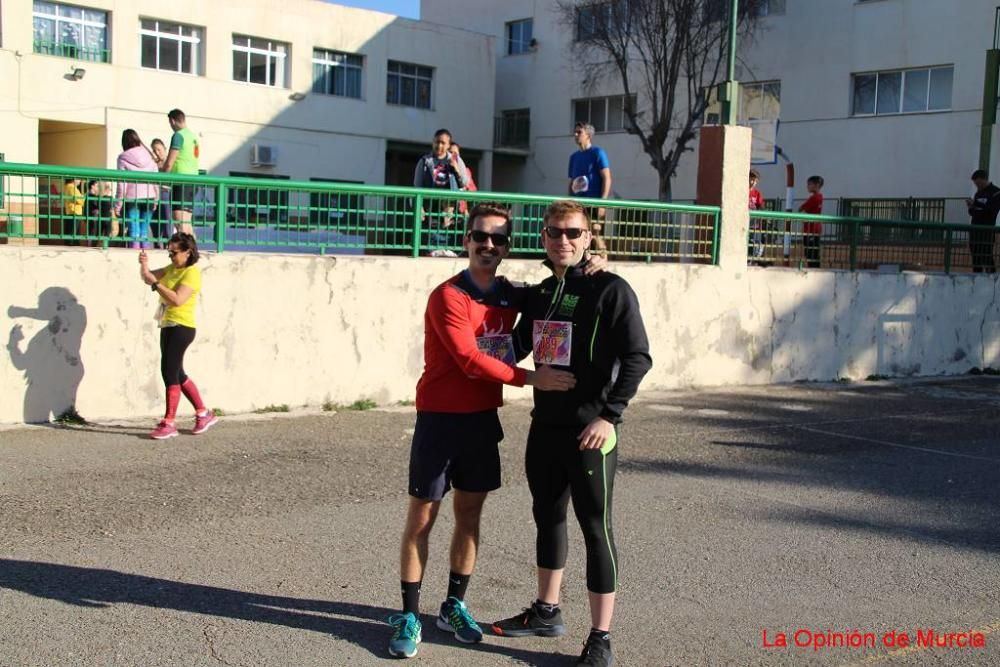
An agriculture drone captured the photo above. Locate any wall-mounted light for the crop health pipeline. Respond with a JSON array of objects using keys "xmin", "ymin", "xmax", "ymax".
[
  {"xmin": 289, "ymin": 92, "xmax": 307, "ymax": 102},
  {"xmin": 69, "ymin": 67, "xmax": 86, "ymax": 81}
]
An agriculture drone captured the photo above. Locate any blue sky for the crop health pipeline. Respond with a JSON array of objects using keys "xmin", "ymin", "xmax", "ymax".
[{"xmin": 329, "ymin": 0, "xmax": 420, "ymax": 18}]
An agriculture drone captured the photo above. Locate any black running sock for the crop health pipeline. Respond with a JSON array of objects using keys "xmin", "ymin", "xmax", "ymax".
[
  {"xmin": 533, "ymin": 599, "xmax": 560, "ymax": 619},
  {"xmin": 447, "ymin": 571, "xmax": 470, "ymax": 601},
  {"xmin": 588, "ymin": 628, "xmax": 611, "ymax": 645},
  {"xmin": 401, "ymin": 581, "xmax": 421, "ymax": 615}
]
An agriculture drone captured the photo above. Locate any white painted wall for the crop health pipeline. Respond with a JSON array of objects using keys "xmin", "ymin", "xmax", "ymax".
[
  {"xmin": 422, "ymin": 0, "xmax": 998, "ymax": 210},
  {"xmin": 2, "ymin": 245, "xmax": 997, "ymax": 425},
  {"xmin": 0, "ymin": 0, "xmax": 495, "ymax": 184}
]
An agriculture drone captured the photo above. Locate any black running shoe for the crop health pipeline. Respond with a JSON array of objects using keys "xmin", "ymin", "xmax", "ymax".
[
  {"xmin": 491, "ymin": 603, "xmax": 566, "ymax": 637},
  {"xmin": 577, "ymin": 634, "xmax": 614, "ymax": 666}
]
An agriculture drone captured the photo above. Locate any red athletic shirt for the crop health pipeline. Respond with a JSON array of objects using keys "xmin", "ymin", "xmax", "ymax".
[
  {"xmin": 800, "ymin": 192, "xmax": 824, "ymax": 234},
  {"xmin": 415, "ymin": 272, "xmax": 528, "ymax": 413},
  {"xmin": 749, "ymin": 188, "xmax": 764, "ymax": 210}
]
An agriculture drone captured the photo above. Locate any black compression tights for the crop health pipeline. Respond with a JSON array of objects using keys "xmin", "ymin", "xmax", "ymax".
[
  {"xmin": 160, "ymin": 325, "xmax": 195, "ymax": 386},
  {"xmin": 525, "ymin": 421, "xmax": 619, "ymax": 594}
]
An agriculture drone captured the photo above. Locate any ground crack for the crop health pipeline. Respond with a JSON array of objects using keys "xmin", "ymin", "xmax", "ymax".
[{"xmin": 203, "ymin": 624, "xmax": 234, "ymax": 666}]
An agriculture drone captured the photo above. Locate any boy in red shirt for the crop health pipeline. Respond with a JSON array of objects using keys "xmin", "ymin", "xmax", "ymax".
[
  {"xmin": 798, "ymin": 175, "xmax": 824, "ymax": 268},
  {"xmin": 748, "ymin": 169, "xmax": 766, "ymax": 263}
]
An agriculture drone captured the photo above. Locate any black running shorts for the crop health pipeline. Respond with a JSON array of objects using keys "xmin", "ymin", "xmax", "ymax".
[{"xmin": 408, "ymin": 410, "xmax": 504, "ymax": 501}]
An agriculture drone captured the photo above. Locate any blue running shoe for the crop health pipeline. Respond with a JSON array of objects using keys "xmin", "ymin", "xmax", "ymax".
[
  {"xmin": 387, "ymin": 612, "xmax": 422, "ymax": 658},
  {"xmin": 436, "ymin": 596, "xmax": 484, "ymax": 644}
]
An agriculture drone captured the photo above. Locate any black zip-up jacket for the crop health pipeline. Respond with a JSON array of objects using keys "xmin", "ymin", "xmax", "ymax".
[
  {"xmin": 514, "ymin": 259, "xmax": 652, "ymax": 428},
  {"xmin": 968, "ymin": 183, "xmax": 1000, "ymax": 226}
]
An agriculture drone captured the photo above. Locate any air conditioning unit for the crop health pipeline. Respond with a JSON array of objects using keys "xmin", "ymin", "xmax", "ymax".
[{"xmin": 251, "ymin": 144, "xmax": 277, "ymax": 167}]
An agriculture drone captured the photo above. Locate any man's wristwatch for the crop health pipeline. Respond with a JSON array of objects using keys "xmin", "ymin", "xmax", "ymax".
[{"xmin": 150, "ymin": 282, "xmax": 159, "ymax": 292}]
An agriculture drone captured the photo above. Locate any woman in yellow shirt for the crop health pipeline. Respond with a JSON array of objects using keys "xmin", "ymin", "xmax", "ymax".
[{"xmin": 139, "ymin": 233, "xmax": 218, "ymax": 439}]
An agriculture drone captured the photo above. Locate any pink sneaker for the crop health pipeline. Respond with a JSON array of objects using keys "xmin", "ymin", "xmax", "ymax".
[
  {"xmin": 192, "ymin": 410, "xmax": 219, "ymax": 435},
  {"xmin": 150, "ymin": 421, "xmax": 179, "ymax": 440}
]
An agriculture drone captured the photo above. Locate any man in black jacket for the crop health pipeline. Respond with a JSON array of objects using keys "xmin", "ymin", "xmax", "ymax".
[
  {"xmin": 492, "ymin": 200, "xmax": 652, "ymax": 667},
  {"xmin": 967, "ymin": 169, "xmax": 1000, "ymax": 273}
]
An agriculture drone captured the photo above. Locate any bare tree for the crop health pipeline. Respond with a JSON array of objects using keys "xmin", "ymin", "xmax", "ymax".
[{"xmin": 557, "ymin": 0, "xmax": 764, "ymax": 200}]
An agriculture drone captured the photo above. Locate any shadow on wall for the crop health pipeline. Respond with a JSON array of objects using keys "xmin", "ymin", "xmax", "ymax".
[{"xmin": 6, "ymin": 287, "xmax": 87, "ymax": 423}]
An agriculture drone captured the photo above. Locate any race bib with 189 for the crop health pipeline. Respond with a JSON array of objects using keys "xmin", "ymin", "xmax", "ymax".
[{"xmin": 533, "ymin": 320, "xmax": 572, "ymax": 366}]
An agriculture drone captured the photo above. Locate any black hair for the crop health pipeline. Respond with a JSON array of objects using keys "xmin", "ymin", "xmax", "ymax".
[
  {"xmin": 167, "ymin": 108, "xmax": 186, "ymax": 123},
  {"xmin": 168, "ymin": 232, "xmax": 200, "ymax": 266},
  {"xmin": 807, "ymin": 175, "xmax": 824, "ymax": 188},
  {"xmin": 433, "ymin": 128, "xmax": 452, "ymax": 141},
  {"xmin": 972, "ymin": 169, "xmax": 989, "ymax": 180},
  {"xmin": 465, "ymin": 202, "xmax": 513, "ymax": 238}
]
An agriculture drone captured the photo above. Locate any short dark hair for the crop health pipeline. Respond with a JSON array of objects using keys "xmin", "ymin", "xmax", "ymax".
[
  {"xmin": 807, "ymin": 175, "xmax": 824, "ymax": 188},
  {"xmin": 465, "ymin": 202, "xmax": 512, "ymax": 237},
  {"xmin": 168, "ymin": 232, "xmax": 200, "ymax": 266},
  {"xmin": 433, "ymin": 128, "xmax": 452, "ymax": 141},
  {"xmin": 151, "ymin": 138, "xmax": 165, "ymax": 148},
  {"xmin": 750, "ymin": 169, "xmax": 760, "ymax": 180},
  {"xmin": 543, "ymin": 200, "xmax": 592, "ymax": 230},
  {"xmin": 972, "ymin": 169, "xmax": 989, "ymax": 180},
  {"xmin": 121, "ymin": 129, "xmax": 142, "ymax": 151},
  {"xmin": 167, "ymin": 108, "xmax": 186, "ymax": 123}
]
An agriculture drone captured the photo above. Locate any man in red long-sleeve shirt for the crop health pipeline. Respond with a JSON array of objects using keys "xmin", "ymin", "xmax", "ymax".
[{"xmin": 388, "ymin": 202, "xmax": 578, "ymax": 658}]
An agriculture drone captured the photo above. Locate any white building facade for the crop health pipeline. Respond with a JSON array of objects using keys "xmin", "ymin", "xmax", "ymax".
[
  {"xmin": 422, "ymin": 0, "xmax": 1000, "ymax": 219},
  {"xmin": 0, "ymin": 0, "xmax": 496, "ymax": 187}
]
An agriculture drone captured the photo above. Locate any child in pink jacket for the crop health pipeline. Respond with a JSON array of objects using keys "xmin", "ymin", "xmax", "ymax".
[{"xmin": 114, "ymin": 129, "xmax": 159, "ymax": 249}]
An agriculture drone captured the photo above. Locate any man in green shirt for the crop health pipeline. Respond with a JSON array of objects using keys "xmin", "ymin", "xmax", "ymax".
[{"xmin": 161, "ymin": 109, "xmax": 199, "ymax": 237}]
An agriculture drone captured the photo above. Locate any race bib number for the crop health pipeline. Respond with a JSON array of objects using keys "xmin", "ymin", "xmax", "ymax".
[
  {"xmin": 533, "ymin": 321, "xmax": 572, "ymax": 366},
  {"xmin": 477, "ymin": 334, "xmax": 515, "ymax": 365}
]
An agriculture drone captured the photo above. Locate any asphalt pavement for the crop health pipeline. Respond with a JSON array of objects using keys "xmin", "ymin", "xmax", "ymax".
[{"xmin": 1, "ymin": 376, "xmax": 998, "ymax": 666}]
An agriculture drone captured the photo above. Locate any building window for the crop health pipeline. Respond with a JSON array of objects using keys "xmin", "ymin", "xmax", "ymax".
[
  {"xmin": 852, "ymin": 66, "xmax": 953, "ymax": 116},
  {"xmin": 387, "ymin": 60, "xmax": 433, "ymax": 109},
  {"xmin": 232, "ymin": 35, "xmax": 288, "ymax": 87},
  {"xmin": 576, "ymin": 2, "xmax": 616, "ymax": 41},
  {"xmin": 506, "ymin": 19, "xmax": 533, "ymax": 55},
  {"xmin": 32, "ymin": 1, "xmax": 109, "ymax": 63},
  {"xmin": 756, "ymin": 0, "xmax": 786, "ymax": 16},
  {"xmin": 140, "ymin": 19, "xmax": 202, "ymax": 74},
  {"xmin": 495, "ymin": 109, "xmax": 531, "ymax": 148},
  {"xmin": 573, "ymin": 94, "xmax": 636, "ymax": 133},
  {"xmin": 312, "ymin": 49, "xmax": 364, "ymax": 99}
]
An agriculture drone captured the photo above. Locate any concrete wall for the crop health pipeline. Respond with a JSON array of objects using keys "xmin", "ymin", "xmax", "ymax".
[{"xmin": 2, "ymin": 245, "xmax": 998, "ymax": 425}]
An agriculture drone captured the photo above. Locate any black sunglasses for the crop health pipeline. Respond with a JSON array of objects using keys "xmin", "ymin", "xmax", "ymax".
[
  {"xmin": 543, "ymin": 226, "xmax": 586, "ymax": 240},
  {"xmin": 468, "ymin": 230, "xmax": 510, "ymax": 246}
]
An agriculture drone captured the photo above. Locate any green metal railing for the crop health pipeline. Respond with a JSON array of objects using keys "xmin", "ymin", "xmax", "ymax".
[
  {"xmin": 747, "ymin": 210, "xmax": 999, "ymax": 273},
  {"xmin": 33, "ymin": 39, "xmax": 111, "ymax": 63},
  {"xmin": 0, "ymin": 162, "xmax": 721, "ymax": 263}
]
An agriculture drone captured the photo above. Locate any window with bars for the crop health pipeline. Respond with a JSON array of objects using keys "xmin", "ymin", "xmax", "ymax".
[
  {"xmin": 32, "ymin": 1, "xmax": 109, "ymax": 63},
  {"xmin": 506, "ymin": 19, "xmax": 533, "ymax": 55},
  {"xmin": 232, "ymin": 34, "xmax": 289, "ymax": 87},
  {"xmin": 140, "ymin": 19, "xmax": 202, "ymax": 75},
  {"xmin": 312, "ymin": 49, "xmax": 364, "ymax": 99},
  {"xmin": 852, "ymin": 66, "xmax": 953, "ymax": 116},
  {"xmin": 572, "ymin": 94, "xmax": 636, "ymax": 133},
  {"xmin": 386, "ymin": 60, "xmax": 433, "ymax": 109},
  {"xmin": 495, "ymin": 109, "xmax": 531, "ymax": 147}
]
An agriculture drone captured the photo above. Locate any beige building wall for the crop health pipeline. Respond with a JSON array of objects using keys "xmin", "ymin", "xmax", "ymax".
[{"xmin": 0, "ymin": 0, "xmax": 495, "ymax": 184}]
